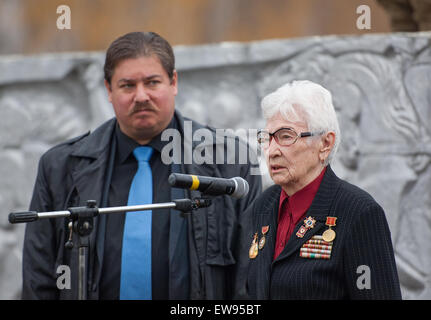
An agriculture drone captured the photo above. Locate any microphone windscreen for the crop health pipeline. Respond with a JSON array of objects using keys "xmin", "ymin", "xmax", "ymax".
[{"xmin": 230, "ymin": 177, "xmax": 249, "ymax": 199}]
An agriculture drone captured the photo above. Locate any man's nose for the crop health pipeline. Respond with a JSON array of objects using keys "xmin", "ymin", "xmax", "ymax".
[{"xmin": 134, "ymin": 83, "xmax": 150, "ymax": 102}]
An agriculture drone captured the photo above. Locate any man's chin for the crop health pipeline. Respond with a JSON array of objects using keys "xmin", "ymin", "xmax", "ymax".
[
  {"xmin": 132, "ymin": 117, "xmax": 159, "ymax": 131},
  {"xmin": 133, "ymin": 121, "xmax": 169, "ymax": 141},
  {"xmin": 128, "ymin": 114, "xmax": 173, "ymax": 142}
]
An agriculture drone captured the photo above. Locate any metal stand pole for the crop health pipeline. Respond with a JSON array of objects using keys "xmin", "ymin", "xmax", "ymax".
[{"xmin": 9, "ymin": 197, "xmax": 211, "ymax": 300}]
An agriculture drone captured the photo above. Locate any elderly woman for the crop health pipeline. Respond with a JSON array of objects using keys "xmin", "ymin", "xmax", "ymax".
[{"xmin": 235, "ymin": 80, "xmax": 401, "ymax": 299}]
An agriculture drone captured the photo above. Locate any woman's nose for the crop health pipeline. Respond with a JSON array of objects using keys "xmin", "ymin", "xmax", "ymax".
[{"xmin": 267, "ymin": 138, "xmax": 282, "ymax": 158}]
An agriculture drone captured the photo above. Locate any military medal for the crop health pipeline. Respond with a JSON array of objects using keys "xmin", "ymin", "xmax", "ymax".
[
  {"xmin": 296, "ymin": 225, "xmax": 307, "ymax": 238},
  {"xmin": 296, "ymin": 216, "xmax": 316, "ymax": 238},
  {"xmin": 249, "ymin": 233, "xmax": 259, "ymax": 259},
  {"xmin": 322, "ymin": 216, "xmax": 337, "ymax": 242},
  {"xmin": 258, "ymin": 226, "xmax": 269, "ymax": 250},
  {"xmin": 300, "ymin": 235, "xmax": 333, "ymax": 259}
]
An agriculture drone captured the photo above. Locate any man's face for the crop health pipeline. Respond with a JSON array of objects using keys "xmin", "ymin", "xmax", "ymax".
[
  {"xmin": 105, "ymin": 55, "xmax": 177, "ymax": 144},
  {"xmin": 264, "ymin": 112, "xmax": 322, "ymax": 195}
]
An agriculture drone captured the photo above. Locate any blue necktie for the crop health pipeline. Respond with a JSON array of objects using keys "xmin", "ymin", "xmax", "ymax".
[{"xmin": 120, "ymin": 146, "xmax": 154, "ymax": 300}]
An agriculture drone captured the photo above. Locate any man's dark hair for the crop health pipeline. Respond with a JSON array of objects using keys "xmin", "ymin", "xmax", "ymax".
[{"xmin": 104, "ymin": 31, "xmax": 175, "ymax": 85}]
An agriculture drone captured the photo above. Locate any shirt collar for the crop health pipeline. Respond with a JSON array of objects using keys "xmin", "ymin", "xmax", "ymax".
[
  {"xmin": 115, "ymin": 115, "xmax": 177, "ymax": 164},
  {"xmin": 279, "ymin": 166, "xmax": 327, "ymax": 223}
]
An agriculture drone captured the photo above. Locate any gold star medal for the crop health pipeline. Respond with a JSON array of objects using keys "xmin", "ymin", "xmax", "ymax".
[
  {"xmin": 322, "ymin": 216, "xmax": 337, "ymax": 242},
  {"xmin": 249, "ymin": 233, "xmax": 259, "ymax": 259},
  {"xmin": 258, "ymin": 226, "xmax": 269, "ymax": 250}
]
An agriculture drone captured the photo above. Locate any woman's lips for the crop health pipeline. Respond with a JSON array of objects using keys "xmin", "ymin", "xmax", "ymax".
[{"xmin": 270, "ymin": 165, "xmax": 286, "ymax": 173}]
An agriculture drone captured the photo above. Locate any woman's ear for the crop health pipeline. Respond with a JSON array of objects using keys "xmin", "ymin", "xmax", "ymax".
[{"xmin": 319, "ymin": 131, "xmax": 335, "ymax": 164}]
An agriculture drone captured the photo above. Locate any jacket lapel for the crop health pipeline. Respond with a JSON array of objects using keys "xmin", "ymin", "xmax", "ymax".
[
  {"xmin": 254, "ymin": 186, "xmax": 280, "ymax": 300},
  {"xmin": 168, "ymin": 166, "xmax": 187, "ymax": 263},
  {"xmin": 70, "ymin": 119, "xmax": 117, "ymax": 205},
  {"xmin": 168, "ymin": 162, "xmax": 190, "ymax": 299},
  {"xmin": 69, "ymin": 118, "xmax": 116, "ymax": 295},
  {"xmin": 168, "ymin": 110, "xmax": 218, "ymax": 298},
  {"xmin": 272, "ymin": 166, "xmax": 342, "ymax": 265}
]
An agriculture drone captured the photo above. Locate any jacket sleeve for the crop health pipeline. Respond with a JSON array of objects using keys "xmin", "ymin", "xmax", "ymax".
[
  {"xmin": 342, "ymin": 203, "xmax": 402, "ymax": 299},
  {"xmin": 22, "ymin": 155, "xmax": 59, "ymax": 299}
]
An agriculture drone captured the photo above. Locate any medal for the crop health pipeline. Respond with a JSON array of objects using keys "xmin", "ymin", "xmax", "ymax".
[
  {"xmin": 296, "ymin": 216, "xmax": 316, "ymax": 238},
  {"xmin": 299, "ymin": 235, "xmax": 334, "ymax": 259},
  {"xmin": 258, "ymin": 226, "xmax": 269, "ymax": 250},
  {"xmin": 304, "ymin": 216, "xmax": 316, "ymax": 228},
  {"xmin": 296, "ymin": 225, "xmax": 308, "ymax": 238},
  {"xmin": 249, "ymin": 233, "xmax": 259, "ymax": 259},
  {"xmin": 322, "ymin": 216, "xmax": 337, "ymax": 242}
]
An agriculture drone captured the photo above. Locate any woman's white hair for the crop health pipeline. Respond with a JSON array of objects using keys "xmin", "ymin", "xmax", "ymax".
[{"xmin": 261, "ymin": 80, "xmax": 341, "ymax": 165}]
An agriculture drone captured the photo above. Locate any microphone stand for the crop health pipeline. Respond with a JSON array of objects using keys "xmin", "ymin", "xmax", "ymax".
[{"xmin": 9, "ymin": 198, "xmax": 212, "ymax": 300}]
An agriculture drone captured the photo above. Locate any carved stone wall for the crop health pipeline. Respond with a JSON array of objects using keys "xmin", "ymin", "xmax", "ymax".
[{"xmin": 1, "ymin": 32, "xmax": 430, "ymax": 299}]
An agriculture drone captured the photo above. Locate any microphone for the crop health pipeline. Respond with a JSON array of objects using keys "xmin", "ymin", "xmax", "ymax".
[{"xmin": 168, "ymin": 173, "xmax": 249, "ymax": 199}]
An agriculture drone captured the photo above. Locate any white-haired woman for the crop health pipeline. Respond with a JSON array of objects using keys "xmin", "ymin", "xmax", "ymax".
[{"xmin": 234, "ymin": 80, "xmax": 401, "ymax": 299}]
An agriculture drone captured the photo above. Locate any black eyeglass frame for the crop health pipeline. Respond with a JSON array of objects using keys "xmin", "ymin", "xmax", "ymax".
[{"xmin": 257, "ymin": 127, "xmax": 321, "ymax": 148}]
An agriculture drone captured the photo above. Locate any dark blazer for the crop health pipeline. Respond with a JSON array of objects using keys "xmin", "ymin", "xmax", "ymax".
[
  {"xmin": 22, "ymin": 110, "xmax": 262, "ymax": 300},
  {"xmin": 235, "ymin": 166, "xmax": 401, "ymax": 299}
]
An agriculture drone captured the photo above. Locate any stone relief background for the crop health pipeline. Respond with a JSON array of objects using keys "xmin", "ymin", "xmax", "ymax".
[{"xmin": 1, "ymin": 32, "xmax": 430, "ymax": 299}]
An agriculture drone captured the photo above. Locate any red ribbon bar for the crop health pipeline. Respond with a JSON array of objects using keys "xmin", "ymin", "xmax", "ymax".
[
  {"xmin": 325, "ymin": 216, "xmax": 337, "ymax": 226},
  {"xmin": 302, "ymin": 243, "xmax": 332, "ymax": 250}
]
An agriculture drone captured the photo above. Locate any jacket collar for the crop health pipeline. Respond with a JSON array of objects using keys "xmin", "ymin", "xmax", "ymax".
[
  {"xmin": 175, "ymin": 110, "xmax": 234, "ymax": 149},
  {"xmin": 71, "ymin": 118, "xmax": 117, "ymax": 159},
  {"xmin": 68, "ymin": 118, "xmax": 117, "ymax": 203}
]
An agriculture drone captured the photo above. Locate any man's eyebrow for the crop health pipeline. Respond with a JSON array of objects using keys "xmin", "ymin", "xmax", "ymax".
[
  {"xmin": 117, "ymin": 78, "xmax": 135, "ymax": 84},
  {"xmin": 117, "ymin": 75, "xmax": 163, "ymax": 84},
  {"xmin": 144, "ymin": 75, "xmax": 162, "ymax": 80}
]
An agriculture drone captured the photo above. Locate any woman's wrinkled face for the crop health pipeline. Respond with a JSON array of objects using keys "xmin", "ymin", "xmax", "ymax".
[{"xmin": 264, "ymin": 112, "xmax": 323, "ymax": 195}]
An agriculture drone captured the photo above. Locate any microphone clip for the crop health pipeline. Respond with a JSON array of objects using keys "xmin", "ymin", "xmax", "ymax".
[{"xmin": 174, "ymin": 197, "xmax": 212, "ymax": 218}]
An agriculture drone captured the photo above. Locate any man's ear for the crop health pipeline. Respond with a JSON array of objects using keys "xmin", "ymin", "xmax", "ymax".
[
  {"xmin": 319, "ymin": 131, "xmax": 336, "ymax": 163},
  {"xmin": 171, "ymin": 70, "xmax": 178, "ymax": 96},
  {"xmin": 104, "ymin": 79, "xmax": 113, "ymax": 103}
]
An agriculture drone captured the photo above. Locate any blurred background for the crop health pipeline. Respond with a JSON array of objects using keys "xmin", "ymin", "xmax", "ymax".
[{"xmin": 0, "ymin": 0, "xmax": 392, "ymax": 55}]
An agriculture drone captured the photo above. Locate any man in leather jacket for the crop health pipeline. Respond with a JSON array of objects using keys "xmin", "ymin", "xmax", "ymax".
[{"xmin": 22, "ymin": 31, "xmax": 261, "ymax": 300}]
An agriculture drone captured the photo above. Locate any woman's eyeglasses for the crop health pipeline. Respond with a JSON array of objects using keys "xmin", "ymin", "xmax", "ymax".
[{"xmin": 257, "ymin": 127, "xmax": 322, "ymax": 148}]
